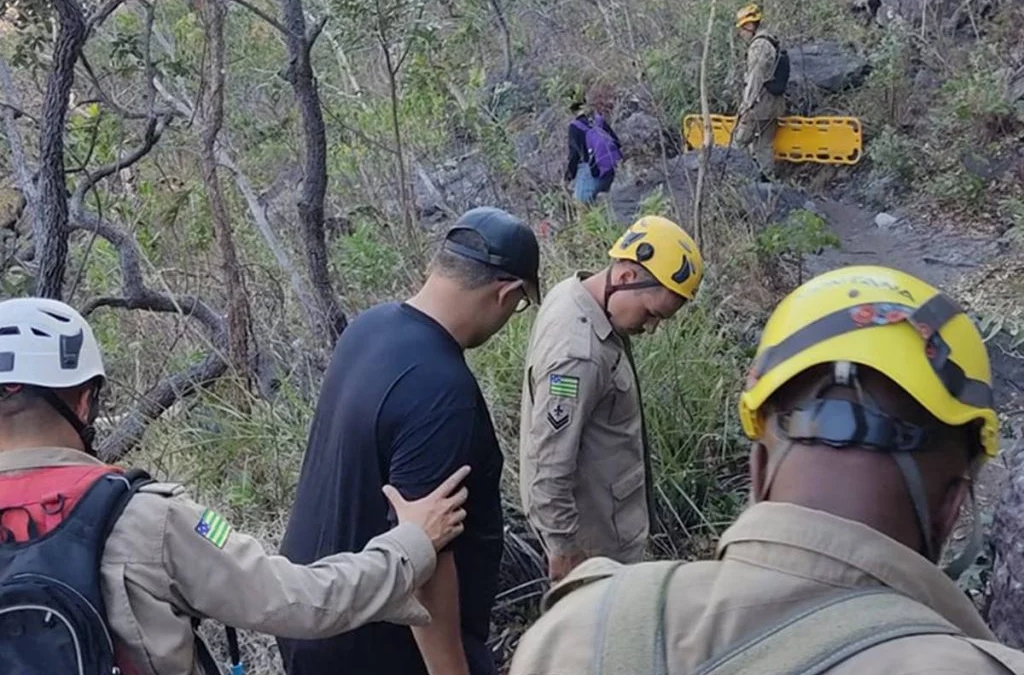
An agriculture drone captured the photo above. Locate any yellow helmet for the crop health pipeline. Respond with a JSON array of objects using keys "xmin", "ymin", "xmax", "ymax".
[
  {"xmin": 739, "ymin": 265, "xmax": 998, "ymax": 458},
  {"xmin": 608, "ymin": 216, "xmax": 704, "ymax": 300},
  {"xmin": 735, "ymin": 2, "xmax": 763, "ymax": 28}
]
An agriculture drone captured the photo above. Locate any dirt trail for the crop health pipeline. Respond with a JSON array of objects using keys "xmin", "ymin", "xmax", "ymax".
[{"xmin": 608, "ymin": 169, "xmax": 1024, "ymax": 564}]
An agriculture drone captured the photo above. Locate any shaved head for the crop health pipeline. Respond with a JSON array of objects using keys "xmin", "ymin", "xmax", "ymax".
[{"xmin": 752, "ymin": 364, "xmax": 978, "ymax": 557}]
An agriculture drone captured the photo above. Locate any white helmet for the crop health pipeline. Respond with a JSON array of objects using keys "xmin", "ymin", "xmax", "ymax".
[{"xmin": 0, "ymin": 297, "xmax": 106, "ymax": 389}]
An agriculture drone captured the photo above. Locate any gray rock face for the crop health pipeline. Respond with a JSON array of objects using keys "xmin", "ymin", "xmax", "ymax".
[
  {"xmin": 413, "ymin": 153, "xmax": 498, "ymax": 224},
  {"xmin": 675, "ymin": 147, "xmax": 761, "ymax": 179},
  {"xmin": 857, "ymin": 0, "xmax": 1002, "ymax": 31},
  {"xmin": 787, "ymin": 42, "xmax": 871, "ymax": 93},
  {"xmin": 988, "ymin": 442, "xmax": 1024, "ymax": 648},
  {"xmin": 1009, "ymin": 66, "xmax": 1024, "ymax": 118},
  {"xmin": 615, "ymin": 111, "xmax": 669, "ymax": 159},
  {"xmin": 960, "ymin": 151, "xmax": 1017, "ymax": 183}
]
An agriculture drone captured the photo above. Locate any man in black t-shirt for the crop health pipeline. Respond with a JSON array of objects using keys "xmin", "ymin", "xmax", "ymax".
[{"xmin": 277, "ymin": 207, "xmax": 541, "ymax": 675}]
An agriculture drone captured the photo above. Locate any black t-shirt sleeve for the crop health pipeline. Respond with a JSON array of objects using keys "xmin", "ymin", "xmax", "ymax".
[{"xmin": 387, "ymin": 406, "xmax": 478, "ymax": 504}]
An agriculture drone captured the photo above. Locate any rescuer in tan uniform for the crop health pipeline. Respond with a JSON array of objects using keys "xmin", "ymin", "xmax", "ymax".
[
  {"xmin": 733, "ymin": 3, "xmax": 787, "ymax": 181},
  {"xmin": 518, "ymin": 216, "xmax": 704, "ymax": 581},
  {"xmin": 510, "ymin": 265, "xmax": 1024, "ymax": 675},
  {"xmin": 0, "ymin": 297, "xmax": 471, "ymax": 675}
]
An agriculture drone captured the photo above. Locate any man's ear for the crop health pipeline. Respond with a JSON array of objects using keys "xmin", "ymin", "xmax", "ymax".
[
  {"xmin": 613, "ymin": 262, "xmax": 638, "ymax": 285},
  {"xmin": 749, "ymin": 441, "xmax": 769, "ymax": 504},
  {"xmin": 497, "ymin": 278, "xmax": 524, "ymax": 306}
]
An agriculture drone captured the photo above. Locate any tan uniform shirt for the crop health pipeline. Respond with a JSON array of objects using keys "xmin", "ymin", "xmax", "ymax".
[
  {"xmin": 738, "ymin": 28, "xmax": 787, "ymax": 124},
  {"xmin": 518, "ymin": 272, "xmax": 648, "ymax": 564},
  {"xmin": 510, "ymin": 502, "xmax": 1024, "ymax": 675},
  {"xmin": 0, "ymin": 447, "xmax": 437, "ymax": 675}
]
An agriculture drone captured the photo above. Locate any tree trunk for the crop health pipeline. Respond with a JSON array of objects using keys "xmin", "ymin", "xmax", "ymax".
[
  {"xmin": 35, "ymin": 0, "xmax": 88, "ymax": 300},
  {"xmin": 199, "ymin": 0, "xmax": 253, "ymax": 398},
  {"xmin": 279, "ymin": 0, "xmax": 348, "ymax": 347}
]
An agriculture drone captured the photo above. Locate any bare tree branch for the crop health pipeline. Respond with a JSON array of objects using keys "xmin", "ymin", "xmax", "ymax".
[
  {"xmin": 69, "ymin": 207, "xmax": 230, "ymax": 461},
  {"xmin": 66, "ymin": 112, "xmax": 103, "ymax": 174},
  {"xmin": 81, "ymin": 293, "xmax": 223, "ymax": 331},
  {"xmin": 0, "ymin": 101, "xmax": 40, "ymax": 125},
  {"xmin": 307, "ymin": 14, "xmax": 327, "ymax": 44},
  {"xmin": 87, "ymin": 0, "xmax": 128, "ymax": 31},
  {"xmin": 228, "ymin": 0, "xmax": 291, "ymax": 36},
  {"xmin": 78, "ymin": 55, "xmax": 154, "ymax": 120},
  {"xmin": 69, "ymin": 115, "xmax": 168, "ymax": 215},
  {"xmin": 98, "ymin": 351, "xmax": 228, "ymax": 461}
]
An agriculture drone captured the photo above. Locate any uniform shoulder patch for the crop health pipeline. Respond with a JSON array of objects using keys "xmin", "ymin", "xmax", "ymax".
[
  {"xmin": 549, "ymin": 373, "xmax": 580, "ymax": 398},
  {"xmin": 194, "ymin": 508, "xmax": 232, "ymax": 549},
  {"xmin": 547, "ymin": 400, "xmax": 571, "ymax": 432}
]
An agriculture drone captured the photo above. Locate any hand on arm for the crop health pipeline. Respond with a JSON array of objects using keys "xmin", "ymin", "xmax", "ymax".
[{"xmin": 383, "ymin": 465, "xmax": 470, "ymax": 551}]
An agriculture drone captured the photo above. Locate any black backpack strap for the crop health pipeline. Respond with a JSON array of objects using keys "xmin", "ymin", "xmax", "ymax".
[
  {"xmin": 100, "ymin": 468, "xmax": 154, "ymax": 543},
  {"xmin": 751, "ymin": 33, "xmax": 780, "ymax": 51},
  {"xmin": 191, "ymin": 618, "xmax": 243, "ymax": 675}
]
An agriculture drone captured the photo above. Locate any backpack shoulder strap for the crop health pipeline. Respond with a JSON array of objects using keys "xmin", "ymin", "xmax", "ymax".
[
  {"xmin": 692, "ymin": 588, "xmax": 963, "ymax": 675},
  {"xmin": 100, "ymin": 468, "xmax": 153, "ymax": 543},
  {"xmin": 591, "ymin": 560, "xmax": 684, "ymax": 675},
  {"xmin": 751, "ymin": 33, "xmax": 779, "ymax": 50},
  {"xmin": 571, "ymin": 117, "xmax": 591, "ymax": 132}
]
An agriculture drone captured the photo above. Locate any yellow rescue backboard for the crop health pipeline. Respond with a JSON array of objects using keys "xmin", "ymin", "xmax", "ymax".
[{"xmin": 682, "ymin": 114, "xmax": 863, "ymax": 165}]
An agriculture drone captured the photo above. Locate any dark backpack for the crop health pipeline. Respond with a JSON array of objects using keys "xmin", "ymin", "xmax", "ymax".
[
  {"xmin": 753, "ymin": 34, "xmax": 790, "ymax": 96},
  {"xmin": 572, "ymin": 113, "xmax": 623, "ymax": 178},
  {"xmin": 0, "ymin": 468, "xmax": 241, "ymax": 675},
  {"xmin": 0, "ymin": 469, "xmax": 152, "ymax": 675}
]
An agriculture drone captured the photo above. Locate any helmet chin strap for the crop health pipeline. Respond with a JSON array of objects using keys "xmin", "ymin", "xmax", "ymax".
[
  {"xmin": 758, "ymin": 362, "xmax": 980, "ymax": 579},
  {"xmin": 30, "ymin": 384, "xmax": 100, "ymax": 457},
  {"xmin": 601, "ymin": 266, "xmax": 662, "ymax": 320}
]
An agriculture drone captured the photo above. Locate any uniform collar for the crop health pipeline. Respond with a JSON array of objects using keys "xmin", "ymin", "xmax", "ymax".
[
  {"xmin": 0, "ymin": 446, "xmax": 102, "ymax": 473},
  {"xmin": 569, "ymin": 271, "xmax": 615, "ymax": 341},
  {"xmin": 717, "ymin": 502, "xmax": 995, "ymax": 639}
]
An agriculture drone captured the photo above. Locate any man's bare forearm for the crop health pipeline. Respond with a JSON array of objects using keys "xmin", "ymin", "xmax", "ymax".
[{"xmin": 411, "ymin": 551, "xmax": 470, "ymax": 675}]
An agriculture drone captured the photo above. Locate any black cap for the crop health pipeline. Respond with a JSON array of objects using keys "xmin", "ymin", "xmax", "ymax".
[{"xmin": 442, "ymin": 206, "xmax": 541, "ymax": 305}]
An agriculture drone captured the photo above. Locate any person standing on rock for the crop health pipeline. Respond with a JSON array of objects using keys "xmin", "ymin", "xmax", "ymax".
[
  {"xmin": 277, "ymin": 206, "xmax": 541, "ymax": 675},
  {"xmin": 509, "ymin": 265, "xmax": 1024, "ymax": 675},
  {"xmin": 565, "ymin": 86, "xmax": 623, "ymax": 205},
  {"xmin": 518, "ymin": 215, "xmax": 703, "ymax": 582},
  {"xmin": 734, "ymin": 2, "xmax": 789, "ymax": 182}
]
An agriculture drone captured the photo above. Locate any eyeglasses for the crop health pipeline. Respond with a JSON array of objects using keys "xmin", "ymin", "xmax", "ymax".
[{"xmin": 515, "ymin": 290, "xmax": 531, "ymax": 313}]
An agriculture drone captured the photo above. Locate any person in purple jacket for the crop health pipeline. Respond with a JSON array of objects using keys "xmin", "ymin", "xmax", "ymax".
[{"xmin": 565, "ymin": 88, "xmax": 623, "ymax": 205}]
